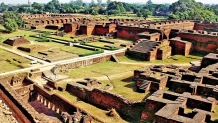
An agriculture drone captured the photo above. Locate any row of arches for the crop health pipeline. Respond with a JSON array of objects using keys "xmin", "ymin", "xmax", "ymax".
[{"xmin": 22, "ymin": 14, "xmax": 74, "ymax": 19}]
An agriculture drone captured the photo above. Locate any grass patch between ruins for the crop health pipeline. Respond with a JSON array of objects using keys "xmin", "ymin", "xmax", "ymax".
[
  {"xmin": 212, "ymin": 105, "xmax": 218, "ymax": 120},
  {"xmin": 58, "ymin": 61, "xmax": 148, "ymax": 101},
  {"xmin": 0, "ymin": 48, "xmax": 31, "ymax": 73},
  {"xmin": 118, "ymin": 54, "xmax": 203, "ymax": 65},
  {"xmin": 68, "ymin": 61, "xmax": 143, "ymax": 79},
  {"xmin": 54, "ymin": 91, "xmax": 127, "ymax": 123}
]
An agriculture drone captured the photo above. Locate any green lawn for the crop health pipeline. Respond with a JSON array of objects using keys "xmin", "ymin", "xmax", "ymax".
[
  {"xmin": 88, "ymin": 41, "xmax": 110, "ymax": 47},
  {"xmin": 101, "ymin": 74, "xmax": 149, "ymax": 101},
  {"xmin": 0, "ymin": 48, "xmax": 30, "ymax": 73},
  {"xmin": 60, "ymin": 46, "xmax": 95, "ymax": 55},
  {"xmin": 56, "ymin": 61, "xmax": 146, "ymax": 101},
  {"xmin": 19, "ymin": 42, "xmax": 94, "ymax": 56},
  {"xmin": 68, "ymin": 61, "xmax": 142, "ymax": 79}
]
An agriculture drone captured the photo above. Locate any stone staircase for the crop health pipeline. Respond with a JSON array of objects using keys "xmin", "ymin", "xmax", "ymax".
[
  {"xmin": 175, "ymin": 96, "xmax": 187, "ymax": 104},
  {"xmin": 139, "ymin": 81, "xmax": 151, "ymax": 91}
]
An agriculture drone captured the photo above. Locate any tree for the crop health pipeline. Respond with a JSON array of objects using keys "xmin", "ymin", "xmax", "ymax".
[
  {"xmin": 106, "ymin": 0, "xmax": 111, "ymax": 5},
  {"xmin": 146, "ymin": 0, "xmax": 153, "ymax": 5},
  {"xmin": 32, "ymin": 2, "xmax": 44, "ymax": 13},
  {"xmin": 0, "ymin": 2, "xmax": 8, "ymax": 13},
  {"xmin": 142, "ymin": 9, "xmax": 152, "ymax": 19},
  {"xmin": 106, "ymin": 1, "xmax": 126, "ymax": 15},
  {"xmin": 97, "ymin": 0, "xmax": 102, "ymax": 6},
  {"xmin": 169, "ymin": 0, "xmax": 204, "ymax": 13},
  {"xmin": 3, "ymin": 11, "xmax": 24, "ymax": 28},
  {"xmin": 90, "ymin": 0, "xmax": 96, "ymax": 7},
  {"xmin": 2, "ymin": 18, "xmax": 18, "ymax": 32},
  {"xmin": 2, "ymin": 12, "xmax": 23, "ymax": 32},
  {"xmin": 75, "ymin": 0, "xmax": 83, "ymax": 6},
  {"xmin": 44, "ymin": 0, "xmax": 61, "ymax": 13}
]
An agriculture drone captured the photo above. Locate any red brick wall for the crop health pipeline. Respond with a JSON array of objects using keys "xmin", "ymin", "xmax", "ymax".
[
  {"xmin": 64, "ymin": 23, "xmax": 78, "ymax": 34},
  {"xmin": 178, "ymin": 33, "xmax": 218, "ymax": 53},
  {"xmin": 157, "ymin": 47, "xmax": 172, "ymax": 60},
  {"xmin": 66, "ymin": 84, "xmax": 134, "ymax": 113},
  {"xmin": 0, "ymin": 89, "xmax": 31, "ymax": 123},
  {"xmin": 170, "ymin": 40, "xmax": 192, "ymax": 56},
  {"xmin": 95, "ymin": 25, "xmax": 109, "ymax": 35},
  {"xmin": 34, "ymin": 84, "xmax": 78, "ymax": 114},
  {"xmin": 194, "ymin": 23, "xmax": 218, "ymax": 30}
]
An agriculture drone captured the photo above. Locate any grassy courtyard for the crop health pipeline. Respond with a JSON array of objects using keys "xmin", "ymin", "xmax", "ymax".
[
  {"xmin": 0, "ymin": 48, "xmax": 30, "ymax": 73},
  {"xmin": 56, "ymin": 61, "xmax": 147, "ymax": 101}
]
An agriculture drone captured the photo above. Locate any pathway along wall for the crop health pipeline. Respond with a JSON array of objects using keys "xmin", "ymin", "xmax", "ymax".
[{"xmin": 54, "ymin": 51, "xmax": 125, "ymax": 73}]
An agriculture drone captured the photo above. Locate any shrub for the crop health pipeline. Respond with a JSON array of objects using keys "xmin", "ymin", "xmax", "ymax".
[
  {"xmin": 79, "ymin": 49, "xmax": 104, "ymax": 57},
  {"xmin": 35, "ymin": 37, "xmax": 50, "ymax": 42}
]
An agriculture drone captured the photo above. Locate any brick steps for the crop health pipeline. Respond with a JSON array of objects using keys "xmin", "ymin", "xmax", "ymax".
[{"xmin": 139, "ymin": 81, "xmax": 151, "ymax": 90}]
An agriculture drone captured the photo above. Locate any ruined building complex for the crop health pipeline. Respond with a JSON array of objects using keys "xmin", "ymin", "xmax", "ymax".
[
  {"xmin": 1, "ymin": 13, "xmax": 218, "ymax": 123},
  {"xmin": 23, "ymin": 14, "xmax": 218, "ymax": 61}
]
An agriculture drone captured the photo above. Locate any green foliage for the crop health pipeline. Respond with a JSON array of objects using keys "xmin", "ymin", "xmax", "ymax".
[
  {"xmin": 146, "ymin": 0, "xmax": 153, "ymax": 5},
  {"xmin": 169, "ymin": 0, "xmax": 204, "ymax": 13},
  {"xmin": 41, "ymin": 31, "xmax": 50, "ymax": 37},
  {"xmin": 169, "ymin": 8, "xmax": 217, "ymax": 21},
  {"xmin": 44, "ymin": 0, "xmax": 61, "ymax": 13},
  {"xmin": 106, "ymin": 1, "xmax": 126, "ymax": 15},
  {"xmin": 32, "ymin": 2, "xmax": 44, "ymax": 14},
  {"xmin": 79, "ymin": 48, "xmax": 104, "ymax": 57},
  {"xmin": 0, "ymin": 2, "xmax": 8, "ymax": 13},
  {"xmin": 2, "ymin": 11, "xmax": 24, "ymax": 30},
  {"xmin": 35, "ymin": 37, "xmax": 50, "ymax": 42},
  {"xmin": 168, "ymin": 0, "xmax": 218, "ymax": 22},
  {"xmin": 168, "ymin": 14, "xmax": 179, "ymax": 19},
  {"xmin": 2, "ymin": 18, "xmax": 18, "ymax": 32}
]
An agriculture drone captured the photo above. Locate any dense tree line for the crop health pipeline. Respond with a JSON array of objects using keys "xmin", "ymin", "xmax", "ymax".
[
  {"xmin": 168, "ymin": 0, "xmax": 218, "ymax": 21},
  {"xmin": 0, "ymin": 0, "xmax": 169, "ymax": 16},
  {"xmin": 0, "ymin": 0, "xmax": 218, "ymax": 24}
]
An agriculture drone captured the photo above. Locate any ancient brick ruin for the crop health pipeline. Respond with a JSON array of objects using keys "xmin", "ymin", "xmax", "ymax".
[
  {"xmin": 23, "ymin": 14, "xmax": 218, "ymax": 61},
  {"xmin": 132, "ymin": 55, "xmax": 218, "ymax": 122},
  {"xmin": 0, "ymin": 14, "xmax": 216, "ymax": 122},
  {"xmin": 0, "ymin": 74, "xmax": 92, "ymax": 123},
  {"xmin": 3, "ymin": 36, "xmax": 31, "ymax": 46}
]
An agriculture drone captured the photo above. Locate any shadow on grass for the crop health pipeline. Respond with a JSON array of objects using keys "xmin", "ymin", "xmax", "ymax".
[
  {"xmin": 190, "ymin": 51, "xmax": 208, "ymax": 57},
  {"xmin": 120, "ymin": 76, "xmax": 139, "ymax": 92},
  {"xmin": 123, "ymin": 55, "xmax": 145, "ymax": 61},
  {"xmin": 0, "ymin": 29, "xmax": 9, "ymax": 34},
  {"xmin": 186, "ymin": 56, "xmax": 201, "ymax": 60}
]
